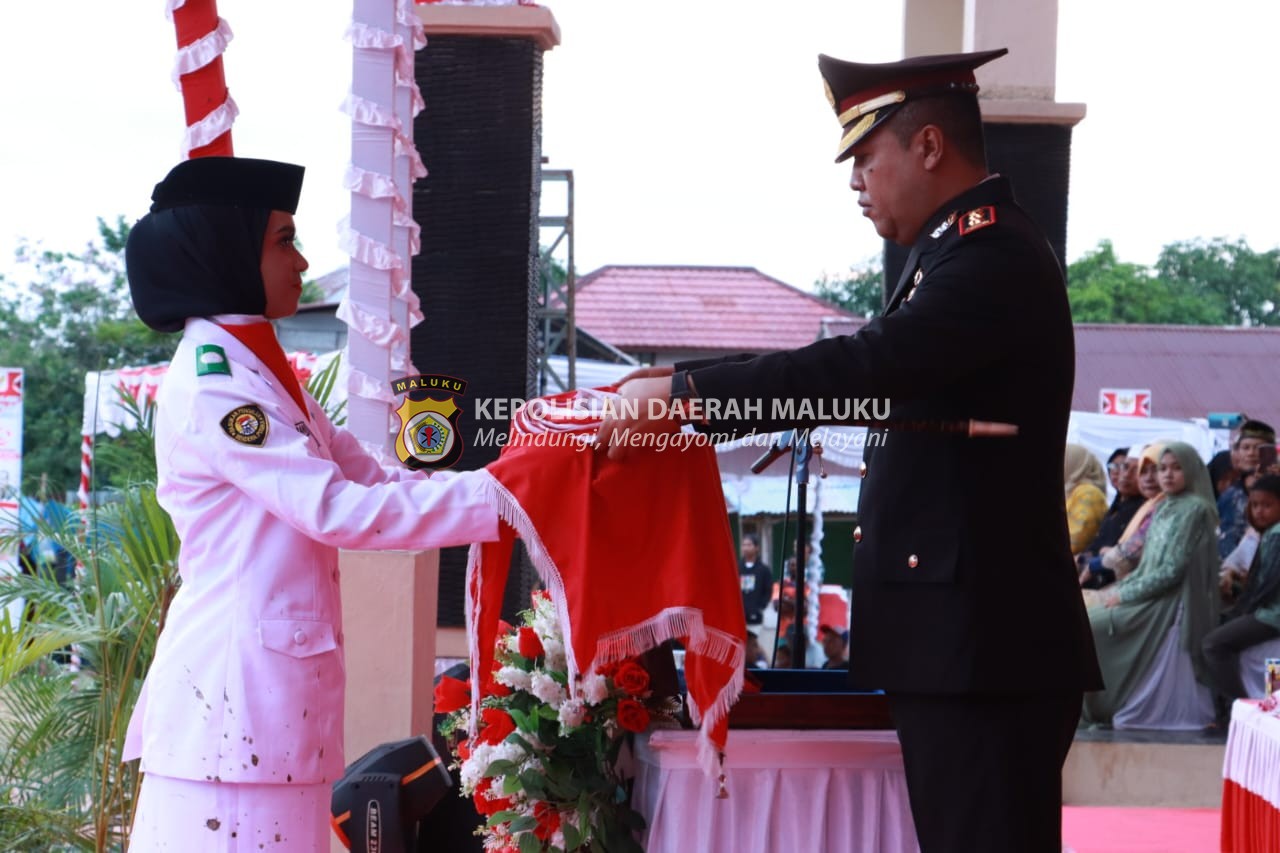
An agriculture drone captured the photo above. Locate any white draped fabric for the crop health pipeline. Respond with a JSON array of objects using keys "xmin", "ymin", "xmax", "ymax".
[
  {"xmin": 633, "ymin": 729, "xmax": 919, "ymax": 853},
  {"xmin": 1224, "ymin": 700, "xmax": 1280, "ymax": 810}
]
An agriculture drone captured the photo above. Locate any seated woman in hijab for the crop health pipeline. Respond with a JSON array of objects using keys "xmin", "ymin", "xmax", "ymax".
[
  {"xmin": 1080, "ymin": 442, "xmax": 1167, "ymax": 590},
  {"xmin": 1081, "ymin": 442, "xmax": 1220, "ymax": 726},
  {"xmin": 1065, "ymin": 444, "xmax": 1109, "ymax": 557}
]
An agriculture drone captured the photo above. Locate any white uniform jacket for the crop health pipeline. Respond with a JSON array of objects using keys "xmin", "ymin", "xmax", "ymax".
[{"xmin": 124, "ymin": 317, "xmax": 499, "ymax": 785}]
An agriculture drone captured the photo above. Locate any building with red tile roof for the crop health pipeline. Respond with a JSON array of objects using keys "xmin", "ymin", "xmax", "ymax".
[
  {"xmin": 573, "ymin": 265, "xmax": 859, "ymax": 364},
  {"xmin": 822, "ymin": 318, "xmax": 1280, "ymax": 428}
]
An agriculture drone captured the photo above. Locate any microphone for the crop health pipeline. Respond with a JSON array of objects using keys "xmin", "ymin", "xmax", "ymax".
[{"xmin": 750, "ymin": 429, "xmax": 797, "ymax": 474}]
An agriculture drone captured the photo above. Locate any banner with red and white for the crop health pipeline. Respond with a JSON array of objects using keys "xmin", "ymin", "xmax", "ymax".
[
  {"xmin": 0, "ymin": 367, "xmax": 23, "ymax": 623},
  {"xmin": 1100, "ymin": 388, "xmax": 1152, "ymax": 418}
]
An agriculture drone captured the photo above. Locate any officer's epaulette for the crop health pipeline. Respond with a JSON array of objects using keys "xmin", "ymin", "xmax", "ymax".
[
  {"xmin": 958, "ymin": 206, "xmax": 997, "ymax": 236},
  {"xmin": 195, "ymin": 344, "xmax": 232, "ymax": 377}
]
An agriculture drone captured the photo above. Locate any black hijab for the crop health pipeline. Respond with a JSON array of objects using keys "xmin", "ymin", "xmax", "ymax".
[{"xmin": 125, "ymin": 157, "xmax": 304, "ymax": 333}]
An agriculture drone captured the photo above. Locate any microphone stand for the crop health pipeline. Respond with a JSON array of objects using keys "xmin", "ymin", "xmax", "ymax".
[
  {"xmin": 750, "ymin": 429, "xmax": 813, "ymax": 669},
  {"xmin": 749, "ymin": 419, "xmax": 1014, "ymax": 669},
  {"xmin": 789, "ymin": 434, "xmax": 813, "ymax": 670}
]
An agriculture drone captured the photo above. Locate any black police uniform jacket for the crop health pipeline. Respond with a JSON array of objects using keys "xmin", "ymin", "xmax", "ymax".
[{"xmin": 681, "ymin": 176, "xmax": 1104, "ymax": 695}]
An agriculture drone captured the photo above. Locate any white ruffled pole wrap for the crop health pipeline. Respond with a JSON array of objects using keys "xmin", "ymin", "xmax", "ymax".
[{"xmin": 342, "ymin": 0, "xmax": 428, "ymax": 454}]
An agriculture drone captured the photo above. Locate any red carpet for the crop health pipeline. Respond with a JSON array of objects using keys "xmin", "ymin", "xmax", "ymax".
[{"xmin": 1062, "ymin": 806, "xmax": 1221, "ymax": 853}]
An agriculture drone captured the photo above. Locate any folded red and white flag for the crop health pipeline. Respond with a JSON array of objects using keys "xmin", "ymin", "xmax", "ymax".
[{"xmin": 467, "ymin": 388, "xmax": 745, "ymax": 776}]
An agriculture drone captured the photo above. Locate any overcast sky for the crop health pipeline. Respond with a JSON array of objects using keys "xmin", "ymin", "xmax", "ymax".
[{"xmin": 1, "ymin": 1, "xmax": 1276, "ymax": 292}]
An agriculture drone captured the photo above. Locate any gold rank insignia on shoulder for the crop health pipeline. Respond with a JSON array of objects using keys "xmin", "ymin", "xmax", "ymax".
[
  {"xmin": 221, "ymin": 404, "xmax": 269, "ymax": 446},
  {"xmin": 958, "ymin": 206, "xmax": 997, "ymax": 236}
]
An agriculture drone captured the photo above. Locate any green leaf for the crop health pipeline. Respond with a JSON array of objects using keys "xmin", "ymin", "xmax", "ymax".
[
  {"xmin": 508, "ymin": 816, "xmax": 538, "ymax": 833},
  {"xmin": 510, "ymin": 707, "xmax": 534, "ymax": 732},
  {"xmin": 518, "ymin": 831, "xmax": 544, "ymax": 853},
  {"xmin": 484, "ymin": 759, "xmax": 520, "ymax": 777},
  {"xmin": 518, "ymin": 769, "xmax": 549, "ymax": 800},
  {"xmin": 562, "ymin": 821, "xmax": 583, "ymax": 850}
]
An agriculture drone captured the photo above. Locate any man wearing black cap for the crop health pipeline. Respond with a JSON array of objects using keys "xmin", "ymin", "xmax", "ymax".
[
  {"xmin": 122, "ymin": 157, "xmax": 500, "ymax": 848},
  {"xmin": 596, "ymin": 49, "xmax": 1101, "ymax": 852}
]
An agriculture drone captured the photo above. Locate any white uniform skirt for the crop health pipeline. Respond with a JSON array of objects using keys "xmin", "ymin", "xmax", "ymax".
[{"xmin": 128, "ymin": 774, "xmax": 331, "ymax": 852}]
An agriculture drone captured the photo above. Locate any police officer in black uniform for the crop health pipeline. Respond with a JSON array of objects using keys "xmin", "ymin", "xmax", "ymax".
[{"xmin": 596, "ymin": 48, "xmax": 1103, "ymax": 853}]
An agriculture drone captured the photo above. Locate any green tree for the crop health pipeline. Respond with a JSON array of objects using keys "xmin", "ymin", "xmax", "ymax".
[
  {"xmin": 1155, "ymin": 238, "xmax": 1280, "ymax": 326},
  {"xmin": 813, "ymin": 256, "xmax": 885, "ymax": 318},
  {"xmin": 1066, "ymin": 240, "xmax": 1229, "ymax": 325},
  {"xmin": 0, "ymin": 218, "xmax": 175, "ymax": 496}
]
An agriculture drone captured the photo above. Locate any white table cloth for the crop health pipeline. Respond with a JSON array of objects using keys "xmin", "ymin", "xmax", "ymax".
[
  {"xmin": 1221, "ymin": 699, "xmax": 1280, "ymax": 851},
  {"xmin": 633, "ymin": 729, "xmax": 919, "ymax": 853}
]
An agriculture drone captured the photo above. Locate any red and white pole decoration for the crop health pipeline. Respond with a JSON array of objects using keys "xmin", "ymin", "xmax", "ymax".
[
  {"xmin": 75, "ymin": 3, "xmax": 237, "ymax": 515},
  {"xmin": 77, "ymin": 435, "xmax": 93, "ymax": 512},
  {"xmin": 167, "ymin": 0, "xmax": 236, "ymax": 158},
  {"xmin": 340, "ymin": 0, "xmax": 428, "ymax": 452}
]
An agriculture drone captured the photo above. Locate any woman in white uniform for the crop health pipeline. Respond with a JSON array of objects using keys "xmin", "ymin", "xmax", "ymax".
[{"xmin": 122, "ymin": 157, "xmax": 500, "ymax": 850}]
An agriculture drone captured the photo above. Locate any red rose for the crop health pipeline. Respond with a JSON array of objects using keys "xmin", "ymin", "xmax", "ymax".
[
  {"xmin": 616, "ymin": 698, "xmax": 651, "ymax": 734},
  {"xmin": 612, "ymin": 661, "xmax": 650, "ymax": 696},
  {"xmin": 533, "ymin": 801, "xmax": 561, "ymax": 841},
  {"xmin": 486, "ymin": 658, "xmax": 512, "ymax": 698},
  {"xmin": 434, "ymin": 675, "xmax": 470, "ymax": 713},
  {"xmin": 473, "ymin": 777, "xmax": 513, "ymax": 817},
  {"xmin": 518, "ymin": 626, "xmax": 545, "ymax": 660},
  {"xmin": 532, "ymin": 589, "xmax": 551, "ymax": 603},
  {"xmin": 477, "ymin": 707, "xmax": 516, "ymax": 745},
  {"xmin": 457, "ymin": 738, "xmax": 472, "ymax": 761},
  {"xmin": 597, "ymin": 660, "xmax": 621, "ymax": 678},
  {"xmin": 496, "ymin": 620, "xmax": 516, "ymax": 646}
]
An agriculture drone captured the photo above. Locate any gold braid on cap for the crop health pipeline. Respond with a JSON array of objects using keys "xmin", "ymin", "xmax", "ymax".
[{"xmin": 836, "ymin": 90, "xmax": 907, "ymax": 127}]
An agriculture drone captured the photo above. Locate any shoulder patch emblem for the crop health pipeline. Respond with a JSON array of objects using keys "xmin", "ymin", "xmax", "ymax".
[
  {"xmin": 221, "ymin": 405, "xmax": 269, "ymax": 446},
  {"xmin": 195, "ymin": 344, "xmax": 232, "ymax": 377},
  {"xmin": 958, "ymin": 206, "xmax": 997, "ymax": 236},
  {"xmin": 930, "ymin": 211, "xmax": 958, "ymax": 239}
]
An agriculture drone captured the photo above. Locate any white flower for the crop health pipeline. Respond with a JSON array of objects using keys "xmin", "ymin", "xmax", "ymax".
[
  {"xmin": 495, "ymin": 666, "xmax": 533, "ymax": 692},
  {"xmin": 531, "ymin": 672, "xmax": 567, "ymax": 708},
  {"xmin": 537, "ymin": 612, "xmax": 563, "ymax": 645},
  {"xmin": 558, "ymin": 698, "xmax": 586, "ymax": 729},
  {"xmin": 459, "ymin": 742, "xmax": 493, "ymax": 792},
  {"xmin": 581, "ymin": 673, "xmax": 609, "ymax": 706},
  {"xmin": 542, "ymin": 636, "xmax": 567, "ymax": 672},
  {"xmin": 491, "ymin": 739, "xmax": 531, "ymax": 768}
]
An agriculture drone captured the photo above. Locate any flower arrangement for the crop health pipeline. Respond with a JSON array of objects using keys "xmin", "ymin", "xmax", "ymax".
[{"xmin": 436, "ymin": 591, "xmax": 681, "ymax": 853}]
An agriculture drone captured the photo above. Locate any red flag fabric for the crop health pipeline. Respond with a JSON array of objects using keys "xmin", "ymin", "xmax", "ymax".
[{"xmin": 467, "ymin": 389, "xmax": 745, "ymax": 775}]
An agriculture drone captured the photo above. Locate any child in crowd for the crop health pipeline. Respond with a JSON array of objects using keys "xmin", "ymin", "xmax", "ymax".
[{"xmin": 1202, "ymin": 475, "xmax": 1280, "ymax": 704}]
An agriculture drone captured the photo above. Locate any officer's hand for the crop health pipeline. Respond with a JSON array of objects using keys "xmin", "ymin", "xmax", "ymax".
[
  {"xmin": 595, "ymin": 375, "xmax": 678, "ymax": 462},
  {"xmin": 613, "ymin": 365, "xmax": 674, "ymax": 386}
]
